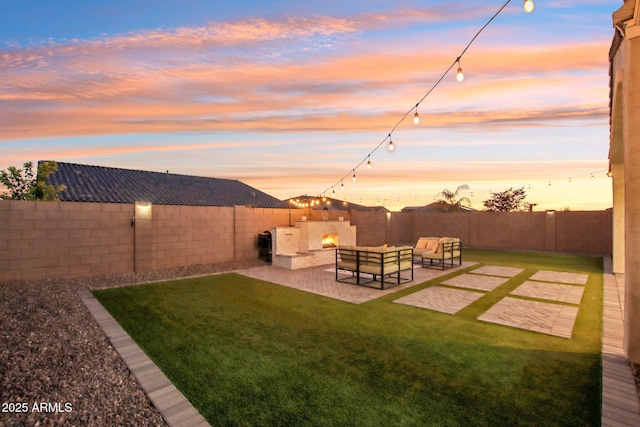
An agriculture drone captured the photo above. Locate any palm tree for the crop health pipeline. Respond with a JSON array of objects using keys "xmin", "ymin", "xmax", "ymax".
[{"xmin": 436, "ymin": 184, "xmax": 471, "ymax": 212}]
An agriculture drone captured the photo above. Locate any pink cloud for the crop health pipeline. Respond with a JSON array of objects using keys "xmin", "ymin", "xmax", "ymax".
[{"xmin": 0, "ymin": 7, "xmax": 609, "ymax": 141}]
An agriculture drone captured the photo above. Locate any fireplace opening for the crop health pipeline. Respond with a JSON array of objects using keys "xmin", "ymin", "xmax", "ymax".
[{"xmin": 322, "ymin": 234, "xmax": 339, "ymax": 249}]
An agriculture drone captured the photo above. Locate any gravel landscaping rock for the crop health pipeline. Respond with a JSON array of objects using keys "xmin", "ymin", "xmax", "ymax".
[{"xmin": 1, "ymin": 260, "xmax": 265, "ymax": 426}]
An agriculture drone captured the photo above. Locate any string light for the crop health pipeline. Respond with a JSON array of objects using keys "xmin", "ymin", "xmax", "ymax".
[
  {"xmin": 352, "ymin": 170, "xmax": 357, "ymax": 182},
  {"xmin": 340, "ymin": 180, "xmax": 344, "ymax": 190},
  {"xmin": 387, "ymin": 134, "xmax": 395, "ymax": 152},
  {"xmin": 524, "ymin": 0, "xmax": 535, "ymax": 13},
  {"xmin": 317, "ymin": 0, "xmax": 530, "ymax": 199},
  {"xmin": 456, "ymin": 58, "xmax": 464, "ymax": 82}
]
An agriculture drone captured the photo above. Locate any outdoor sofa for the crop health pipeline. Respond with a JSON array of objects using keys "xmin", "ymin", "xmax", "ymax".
[
  {"xmin": 413, "ymin": 237, "xmax": 462, "ymax": 270},
  {"xmin": 335, "ymin": 245, "xmax": 414, "ymax": 289}
]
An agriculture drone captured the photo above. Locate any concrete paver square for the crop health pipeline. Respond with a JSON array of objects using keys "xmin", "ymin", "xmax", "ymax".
[
  {"xmin": 478, "ymin": 297, "xmax": 579, "ymax": 339},
  {"xmin": 441, "ymin": 274, "xmax": 509, "ymax": 291},
  {"xmin": 470, "ymin": 265, "xmax": 525, "ymax": 277},
  {"xmin": 395, "ymin": 286, "xmax": 485, "ymax": 314},
  {"xmin": 529, "ymin": 270, "xmax": 588, "ymax": 285},
  {"xmin": 511, "ymin": 281, "xmax": 585, "ymax": 305}
]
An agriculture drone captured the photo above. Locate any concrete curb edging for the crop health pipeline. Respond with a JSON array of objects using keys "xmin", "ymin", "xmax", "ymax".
[{"xmin": 79, "ymin": 290, "xmax": 210, "ymax": 427}]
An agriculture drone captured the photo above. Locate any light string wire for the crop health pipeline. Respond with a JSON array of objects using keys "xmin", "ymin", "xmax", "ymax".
[
  {"xmin": 314, "ymin": 167, "xmax": 607, "ymax": 208},
  {"xmin": 319, "ymin": 0, "xmax": 513, "ymax": 198}
]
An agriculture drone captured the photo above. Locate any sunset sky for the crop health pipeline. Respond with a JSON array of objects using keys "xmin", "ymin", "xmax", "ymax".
[{"xmin": 0, "ymin": 0, "xmax": 616, "ymax": 211}]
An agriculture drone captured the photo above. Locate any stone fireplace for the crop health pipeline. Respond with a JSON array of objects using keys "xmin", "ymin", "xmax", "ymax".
[{"xmin": 271, "ymin": 220, "xmax": 356, "ymax": 269}]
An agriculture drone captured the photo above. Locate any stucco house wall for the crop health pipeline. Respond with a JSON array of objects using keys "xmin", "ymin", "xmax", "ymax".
[{"xmin": 610, "ymin": 0, "xmax": 640, "ymax": 364}]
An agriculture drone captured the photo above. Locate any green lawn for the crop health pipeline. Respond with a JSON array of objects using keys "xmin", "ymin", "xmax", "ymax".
[{"xmin": 93, "ymin": 249, "xmax": 603, "ymax": 426}]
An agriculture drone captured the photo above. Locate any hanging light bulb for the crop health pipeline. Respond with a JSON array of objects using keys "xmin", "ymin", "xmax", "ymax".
[
  {"xmin": 456, "ymin": 59, "xmax": 464, "ymax": 82},
  {"xmin": 367, "ymin": 156, "xmax": 371, "ymax": 169},
  {"xmin": 352, "ymin": 170, "xmax": 357, "ymax": 182},
  {"xmin": 523, "ymin": 0, "xmax": 534, "ymax": 13},
  {"xmin": 387, "ymin": 134, "xmax": 395, "ymax": 152},
  {"xmin": 332, "ymin": 187, "xmax": 335, "ymax": 196},
  {"xmin": 340, "ymin": 180, "xmax": 344, "ymax": 190},
  {"xmin": 413, "ymin": 104, "xmax": 420, "ymax": 124}
]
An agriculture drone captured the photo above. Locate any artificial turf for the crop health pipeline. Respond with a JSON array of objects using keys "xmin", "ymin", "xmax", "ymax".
[{"xmin": 93, "ymin": 249, "xmax": 603, "ymax": 426}]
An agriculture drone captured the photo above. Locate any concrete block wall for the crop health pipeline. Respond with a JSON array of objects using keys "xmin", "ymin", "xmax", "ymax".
[
  {"xmin": 349, "ymin": 209, "xmax": 611, "ymax": 255},
  {"xmin": 233, "ymin": 206, "xmax": 306, "ymax": 261},
  {"xmin": 389, "ymin": 212, "xmax": 414, "ymax": 246},
  {"xmin": 475, "ymin": 212, "xmax": 547, "ymax": 252},
  {"xmin": 411, "ymin": 212, "xmax": 474, "ymax": 246},
  {"xmin": 350, "ymin": 211, "xmax": 387, "ymax": 246},
  {"xmin": 141, "ymin": 205, "xmax": 236, "ymax": 271},
  {"xmin": 0, "ymin": 200, "xmax": 613, "ymax": 282},
  {"xmin": 555, "ymin": 210, "xmax": 612, "ymax": 255},
  {"xmin": 1, "ymin": 201, "xmax": 134, "ymax": 281}
]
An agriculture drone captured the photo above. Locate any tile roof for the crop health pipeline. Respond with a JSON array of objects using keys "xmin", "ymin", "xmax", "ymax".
[{"xmin": 45, "ymin": 161, "xmax": 288, "ymax": 208}]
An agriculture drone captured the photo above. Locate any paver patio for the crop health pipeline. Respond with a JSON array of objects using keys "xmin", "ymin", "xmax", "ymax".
[
  {"xmin": 237, "ymin": 262, "xmax": 476, "ymax": 304},
  {"xmin": 477, "ymin": 297, "xmax": 579, "ymax": 339},
  {"xmin": 441, "ymin": 273, "xmax": 509, "ymax": 291},
  {"xmin": 395, "ymin": 286, "xmax": 485, "ymax": 314},
  {"xmin": 395, "ymin": 266, "xmax": 586, "ymax": 339},
  {"xmin": 511, "ymin": 280, "xmax": 585, "ymax": 305},
  {"xmin": 470, "ymin": 265, "xmax": 524, "ymax": 277},
  {"xmin": 530, "ymin": 270, "xmax": 589, "ymax": 285}
]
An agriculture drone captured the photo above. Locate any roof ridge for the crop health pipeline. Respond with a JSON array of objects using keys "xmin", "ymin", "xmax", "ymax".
[{"xmin": 51, "ymin": 161, "xmax": 239, "ymax": 182}]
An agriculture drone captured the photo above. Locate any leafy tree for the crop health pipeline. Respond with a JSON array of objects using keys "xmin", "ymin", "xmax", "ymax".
[
  {"xmin": 483, "ymin": 187, "xmax": 536, "ymax": 212},
  {"xmin": 436, "ymin": 184, "xmax": 471, "ymax": 211},
  {"xmin": 0, "ymin": 161, "xmax": 65, "ymax": 201}
]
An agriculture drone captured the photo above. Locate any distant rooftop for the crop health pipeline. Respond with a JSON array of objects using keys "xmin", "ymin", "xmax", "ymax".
[
  {"xmin": 46, "ymin": 161, "xmax": 288, "ymax": 208},
  {"xmin": 285, "ymin": 195, "xmax": 390, "ymax": 212},
  {"xmin": 401, "ymin": 201, "xmax": 475, "ymax": 213}
]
